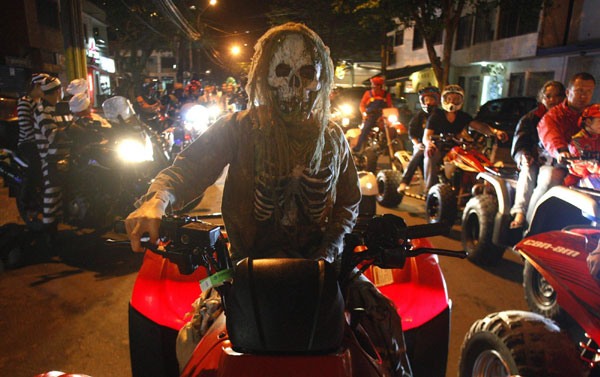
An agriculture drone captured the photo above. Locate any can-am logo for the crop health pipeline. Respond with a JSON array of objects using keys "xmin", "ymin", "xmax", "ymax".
[{"xmin": 523, "ymin": 239, "xmax": 580, "ymax": 258}]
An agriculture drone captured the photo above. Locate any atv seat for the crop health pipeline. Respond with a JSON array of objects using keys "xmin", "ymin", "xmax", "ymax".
[{"xmin": 226, "ymin": 258, "xmax": 345, "ymax": 354}]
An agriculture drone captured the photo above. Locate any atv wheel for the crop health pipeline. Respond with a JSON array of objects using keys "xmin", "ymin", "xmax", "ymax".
[
  {"xmin": 458, "ymin": 311, "xmax": 584, "ymax": 377},
  {"xmin": 425, "ymin": 183, "xmax": 456, "ymax": 224},
  {"xmin": 365, "ymin": 147, "xmax": 378, "ymax": 173},
  {"xmin": 376, "ymin": 170, "xmax": 402, "ymax": 207},
  {"xmin": 523, "ymin": 261, "xmax": 566, "ymax": 322},
  {"xmin": 461, "ymin": 195, "xmax": 504, "ymax": 265}
]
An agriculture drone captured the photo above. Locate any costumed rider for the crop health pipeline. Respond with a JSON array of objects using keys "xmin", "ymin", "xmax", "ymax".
[
  {"xmin": 352, "ymin": 76, "xmax": 393, "ymax": 152},
  {"xmin": 16, "ymin": 73, "xmax": 49, "ymax": 198},
  {"xmin": 397, "ymin": 86, "xmax": 440, "ymax": 199},
  {"xmin": 124, "ymin": 22, "xmax": 412, "ymax": 377},
  {"xmin": 572, "ymin": 104, "xmax": 600, "ymax": 284},
  {"xmin": 33, "ymin": 76, "xmax": 73, "ymax": 243},
  {"xmin": 423, "ymin": 84, "xmax": 508, "ymax": 193}
]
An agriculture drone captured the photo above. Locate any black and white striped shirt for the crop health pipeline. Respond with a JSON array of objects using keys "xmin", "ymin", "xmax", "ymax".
[
  {"xmin": 17, "ymin": 95, "xmax": 37, "ymax": 146},
  {"xmin": 33, "ymin": 100, "xmax": 72, "ymax": 159}
]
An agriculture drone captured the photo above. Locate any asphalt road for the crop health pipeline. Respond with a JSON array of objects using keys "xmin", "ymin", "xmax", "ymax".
[{"xmin": 0, "ymin": 171, "xmax": 528, "ymax": 377}]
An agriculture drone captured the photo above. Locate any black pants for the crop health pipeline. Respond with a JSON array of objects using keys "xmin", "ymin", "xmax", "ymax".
[
  {"xmin": 401, "ymin": 147, "xmax": 424, "ymax": 185},
  {"xmin": 354, "ymin": 114, "xmax": 380, "ymax": 151}
]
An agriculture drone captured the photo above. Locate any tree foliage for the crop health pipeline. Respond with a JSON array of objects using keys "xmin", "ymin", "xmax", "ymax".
[
  {"xmin": 335, "ymin": 0, "xmax": 550, "ymax": 87},
  {"xmin": 266, "ymin": 0, "xmax": 383, "ymax": 66}
]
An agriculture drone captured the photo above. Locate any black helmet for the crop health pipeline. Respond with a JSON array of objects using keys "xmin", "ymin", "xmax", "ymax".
[{"xmin": 418, "ymin": 86, "xmax": 441, "ymax": 113}]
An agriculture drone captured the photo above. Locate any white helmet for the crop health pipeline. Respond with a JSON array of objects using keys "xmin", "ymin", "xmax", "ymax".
[{"xmin": 441, "ymin": 85, "xmax": 464, "ymax": 112}]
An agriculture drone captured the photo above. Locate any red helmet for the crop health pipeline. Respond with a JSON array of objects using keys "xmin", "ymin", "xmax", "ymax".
[
  {"xmin": 579, "ymin": 104, "xmax": 600, "ymax": 128},
  {"xmin": 370, "ymin": 76, "xmax": 384, "ymax": 86}
]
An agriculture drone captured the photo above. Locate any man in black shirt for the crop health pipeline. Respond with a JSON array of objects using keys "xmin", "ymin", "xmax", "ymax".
[
  {"xmin": 397, "ymin": 86, "xmax": 440, "ymax": 197},
  {"xmin": 423, "ymin": 85, "xmax": 508, "ymax": 192}
]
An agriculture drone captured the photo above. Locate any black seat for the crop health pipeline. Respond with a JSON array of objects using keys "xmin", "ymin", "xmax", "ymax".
[{"xmin": 226, "ymin": 258, "xmax": 345, "ymax": 354}]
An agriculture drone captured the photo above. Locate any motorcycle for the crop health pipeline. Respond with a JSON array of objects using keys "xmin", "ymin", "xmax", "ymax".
[
  {"xmin": 0, "ymin": 96, "xmax": 171, "ymax": 231},
  {"xmin": 113, "ymin": 213, "xmax": 466, "ymax": 377},
  {"xmin": 424, "ymin": 134, "xmax": 497, "ymax": 225}
]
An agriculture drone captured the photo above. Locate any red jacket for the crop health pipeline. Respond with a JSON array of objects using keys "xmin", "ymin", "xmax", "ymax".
[
  {"xmin": 565, "ymin": 129, "xmax": 600, "ymax": 186},
  {"xmin": 537, "ymin": 99, "xmax": 582, "ymax": 159}
]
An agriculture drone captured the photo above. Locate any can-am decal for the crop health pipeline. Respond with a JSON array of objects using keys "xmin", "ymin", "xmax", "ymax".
[{"xmin": 523, "ymin": 239, "xmax": 580, "ymax": 258}]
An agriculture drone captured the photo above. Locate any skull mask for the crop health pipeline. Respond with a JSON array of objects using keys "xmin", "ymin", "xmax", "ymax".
[{"xmin": 267, "ymin": 34, "xmax": 322, "ymax": 121}]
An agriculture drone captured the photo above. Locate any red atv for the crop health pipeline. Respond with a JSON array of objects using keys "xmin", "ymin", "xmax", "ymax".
[
  {"xmin": 458, "ymin": 201, "xmax": 600, "ymax": 376},
  {"xmin": 425, "ymin": 134, "xmax": 496, "ymax": 224},
  {"xmin": 119, "ymin": 214, "xmax": 465, "ymax": 377}
]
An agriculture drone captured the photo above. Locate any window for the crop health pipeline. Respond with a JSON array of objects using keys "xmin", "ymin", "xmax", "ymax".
[
  {"xmin": 386, "ymin": 35, "xmax": 395, "ymax": 66},
  {"xmin": 497, "ymin": 3, "xmax": 540, "ymax": 39},
  {"xmin": 473, "ymin": 7, "xmax": 496, "ymax": 44},
  {"xmin": 526, "ymin": 71, "xmax": 555, "ymax": 97},
  {"xmin": 83, "ymin": 24, "xmax": 88, "ymax": 45},
  {"xmin": 508, "ymin": 73, "xmax": 525, "ymax": 97},
  {"xmin": 395, "ymin": 29, "xmax": 404, "ymax": 46},
  {"xmin": 455, "ymin": 15, "xmax": 473, "ymax": 50},
  {"xmin": 412, "ymin": 27, "xmax": 423, "ymax": 50},
  {"xmin": 36, "ymin": 0, "xmax": 60, "ymax": 29},
  {"xmin": 161, "ymin": 56, "xmax": 176, "ymax": 69}
]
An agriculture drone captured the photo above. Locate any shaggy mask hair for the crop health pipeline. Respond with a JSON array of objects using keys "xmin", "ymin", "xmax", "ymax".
[{"xmin": 246, "ymin": 23, "xmax": 337, "ymax": 194}]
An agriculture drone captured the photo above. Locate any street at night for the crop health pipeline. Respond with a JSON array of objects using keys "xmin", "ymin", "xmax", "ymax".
[
  {"xmin": 3, "ymin": 0, "xmax": 600, "ymax": 376},
  {"xmin": 0, "ymin": 171, "xmax": 528, "ymax": 377}
]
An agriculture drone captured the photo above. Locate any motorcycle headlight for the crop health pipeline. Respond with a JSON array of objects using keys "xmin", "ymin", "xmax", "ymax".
[
  {"xmin": 117, "ymin": 137, "xmax": 154, "ymax": 162},
  {"xmin": 185, "ymin": 105, "xmax": 209, "ymax": 124},
  {"xmin": 387, "ymin": 114, "xmax": 398, "ymax": 123},
  {"xmin": 208, "ymin": 105, "xmax": 221, "ymax": 119}
]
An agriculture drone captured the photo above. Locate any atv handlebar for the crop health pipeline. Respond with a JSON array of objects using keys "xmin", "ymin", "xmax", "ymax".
[{"xmin": 113, "ymin": 214, "xmax": 466, "ymax": 277}]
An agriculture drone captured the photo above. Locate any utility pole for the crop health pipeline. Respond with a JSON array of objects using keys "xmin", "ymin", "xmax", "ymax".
[{"xmin": 61, "ymin": 0, "xmax": 87, "ymax": 82}]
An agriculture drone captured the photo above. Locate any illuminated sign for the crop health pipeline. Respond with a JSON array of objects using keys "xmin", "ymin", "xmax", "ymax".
[{"xmin": 99, "ymin": 57, "xmax": 115, "ymax": 73}]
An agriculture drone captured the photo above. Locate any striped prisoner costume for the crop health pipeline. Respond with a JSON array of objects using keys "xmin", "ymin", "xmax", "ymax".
[
  {"xmin": 33, "ymin": 99, "xmax": 73, "ymax": 225},
  {"xmin": 17, "ymin": 95, "xmax": 38, "ymax": 146}
]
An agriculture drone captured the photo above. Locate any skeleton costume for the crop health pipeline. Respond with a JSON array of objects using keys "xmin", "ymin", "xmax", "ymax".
[{"xmin": 139, "ymin": 23, "xmax": 409, "ymax": 376}]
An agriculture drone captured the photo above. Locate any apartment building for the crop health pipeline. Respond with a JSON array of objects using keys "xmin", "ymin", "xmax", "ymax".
[{"xmin": 386, "ymin": 0, "xmax": 600, "ymax": 115}]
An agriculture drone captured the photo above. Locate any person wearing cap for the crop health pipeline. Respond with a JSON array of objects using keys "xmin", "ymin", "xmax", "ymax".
[
  {"xmin": 396, "ymin": 86, "xmax": 440, "ymax": 198},
  {"xmin": 33, "ymin": 76, "xmax": 73, "ymax": 238},
  {"xmin": 528, "ymin": 72, "xmax": 596, "ymax": 220},
  {"xmin": 16, "ymin": 73, "xmax": 48, "ymax": 192},
  {"xmin": 422, "ymin": 84, "xmax": 508, "ymax": 193},
  {"xmin": 352, "ymin": 76, "xmax": 392, "ymax": 152},
  {"xmin": 508, "ymin": 81, "xmax": 565, "ymax": 229},
  {"xmin": 66, "ymin": 78, "xmax": 88, "ymax": 96},
  {"xmin": 568, "ymin": 104, "xmax": 600, "ymax": 285},
  {"xmin": 564, "ymin": 104, "xmax": 600, "ymax": 186}
]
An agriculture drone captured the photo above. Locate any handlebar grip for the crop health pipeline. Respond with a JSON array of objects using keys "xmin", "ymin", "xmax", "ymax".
[
  {"xmin": 405, "ymin": 222, "xmax": 450, "ymax": 240},
  {"xmin": 114, "ymin": 220, "xmax": 126, "ymax": 234}
]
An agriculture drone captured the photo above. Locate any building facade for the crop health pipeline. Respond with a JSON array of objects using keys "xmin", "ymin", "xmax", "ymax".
[{"xmin": 386, "ymin": 0, "xmax": 600, "ymax": 115}]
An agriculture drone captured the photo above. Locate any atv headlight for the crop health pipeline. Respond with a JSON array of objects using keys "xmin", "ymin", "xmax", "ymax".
[
  {"xmin": 340, "ymin": 104, "xmax": 353, "ymax": 116},
  {"xmin": 387, "ymin": 114, "xmax": 398, "ymax": 123},
  {"xmin": 208, "ymin": 105, "xmax": 221, "ymax": 119},
  {"xmin": 118, "ymin": 137, "xmax": 154, "ymax": 162}
]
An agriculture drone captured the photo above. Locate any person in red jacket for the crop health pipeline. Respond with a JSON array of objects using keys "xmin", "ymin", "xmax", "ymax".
[
  {"xmin": 352, "ymin": 76, "xmax": 392, "ymax": 152},
  {"xmin": 565, "ymin": 104, "xmax": 600, "ymax": 187},
  {"xmin": 526, "ymin": 72, "xmax": 596, "ymax": 220}
]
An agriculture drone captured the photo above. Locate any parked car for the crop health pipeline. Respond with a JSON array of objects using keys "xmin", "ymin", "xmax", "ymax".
[{"xmin": 474, "ymin": 96, "xmax": 537, "ymax": 138}]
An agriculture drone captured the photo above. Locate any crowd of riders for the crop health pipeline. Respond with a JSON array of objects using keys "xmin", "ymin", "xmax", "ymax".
[
  {"xmin": 136, "ymin": 76, "xmax": 248, "ymax": 132},
  {"xmin": 13, "ymin": 72, "xmax": 249, "ymax": 247}
]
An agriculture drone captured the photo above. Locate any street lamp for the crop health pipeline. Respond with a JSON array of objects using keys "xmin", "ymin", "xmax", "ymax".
[{"xmin": 231, "ymin": 45, "xmax": 241, "ymax": 56}]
